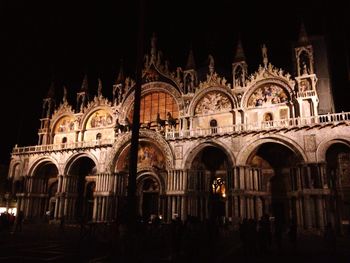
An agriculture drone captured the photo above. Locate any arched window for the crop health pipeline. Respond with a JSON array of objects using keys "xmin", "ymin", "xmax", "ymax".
[
  {"xmin": 210, "ymin": 119, "xmax": 218, "ymax": 134},
  {"xmin": 62, "ymin": 137, "xmax": 67, "ymax": 143},
  {"xmin": 96, "ymin": 133, "xmax": 102, "ymax": 140},
  {"xmin": 263, "ymin": 113, "xmax": 273, "ymax": 127},
  {"xmin": 129, "ymin": 91, "xmax": 179, "ymax": 125}
]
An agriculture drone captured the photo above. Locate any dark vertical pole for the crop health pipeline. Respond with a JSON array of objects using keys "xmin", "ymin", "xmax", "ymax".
[{"xmin": 127, "ymin": 0, "xmax": 144, "ymax": 226}]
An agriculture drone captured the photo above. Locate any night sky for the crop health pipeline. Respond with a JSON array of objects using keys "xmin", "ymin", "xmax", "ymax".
[{"xmin": 0, "ymin": 0, "xmax": 349, "ymax": 165}]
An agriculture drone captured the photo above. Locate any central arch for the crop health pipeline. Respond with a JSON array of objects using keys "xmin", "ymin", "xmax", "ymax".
[
  {"xmin": 246, "ymin": 142, "xmax": 301, "ymax": 225},
  {"xmin": 186, "ymin": 143, "xmax": 233, "ymax": 221},
  {"xmin": 136, "ymin": 172, "xmax": 163, "ymax": 222},
  {"xmin": 66, "ymin": 156, "xmax": 97, "ymax": 222},
  {"xmin": 236, "ymin": 136, "xmax": 307, "ymax": 166}
]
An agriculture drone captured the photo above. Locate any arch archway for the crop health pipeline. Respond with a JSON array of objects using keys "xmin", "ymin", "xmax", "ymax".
[
  {"xmin": 246, "ymin": 142, "xmax": 300, "ymax": 226},
  {"xmin": 30, "ymin": 161, "xmax": 59, "ymax": 219},
  {"xmin": 66, "ymin": 156, "xmax": 96, "ymax": 221},
  {"xmin": 187, "ymin": 145, "xmax": 232, "ymax": 221},
  {"xmin": 136, "ymin": 174, "xmax": 161, "ymax": 221},
  {"xmin": 325, "ymin": 143, "xmax": 350, "ymax": 231}
]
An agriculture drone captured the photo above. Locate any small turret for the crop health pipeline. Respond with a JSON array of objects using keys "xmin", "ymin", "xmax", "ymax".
[
  {"xmin": 113, "ymin": 60, "xmax": 125, "ymax": 105},
  {"xmin": 76, "ymin": 74, "xmax": 89, "ymax": 112},
  {"xmin": 39, "ymin": 81, "xmax": 56, "ymax": 145},
  {"xmin": 183, "ymin": 48, "xmax": 198, "ymax": 94},
  {"xmin": 42, "ymin": 81, "xmax": 55, "ymax": 118},
  {"xmin": 294, "ymin": 22, "xmax": 319, "ymax": 117},
  {"xmin": 232, "ymin": 38, "xmax": 248, "ymax": 88}
]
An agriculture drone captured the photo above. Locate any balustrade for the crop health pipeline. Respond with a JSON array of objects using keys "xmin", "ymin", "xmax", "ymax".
[{"xmin": 12, "ymin": 112, "xmax": 350, "ymax": 153}]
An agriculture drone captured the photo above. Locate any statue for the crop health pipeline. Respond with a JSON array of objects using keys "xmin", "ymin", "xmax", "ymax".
[
  {"xmin": 156, "ymin": 113, "xmax": 166, "ymax": 129},
  {"xmin": 97, "ymin": 78, "xmax": 103, "ymax": 97},
  {"xmin": 208, "ymin": 54, "xmax": 215, "ymax": 74},
  {"xmin": 262, "ymin": 44, "xmax": 268, "ymax": 68},
  {"xmin": 63, "ymin": 86, "xmax": 67, "ymax": 103},
  {"xmin": 167, "ymin": 112, "xmax": 177, "ymax": 130}
]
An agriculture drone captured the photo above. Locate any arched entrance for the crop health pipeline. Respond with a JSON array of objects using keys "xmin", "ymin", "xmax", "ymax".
[
  {"xmin": 247, "ymin": 142, "xmax": 299, "ymax": 225},
  {"xmin": 68, "ymin": 157, "xmax": 96, "ymax": 221},
  {"xmin": 115, "ymin": 140, "xmax": 167, "ymax": 221},
  {"xmin": 48, "ymin": 181, "xmax": 58, "ymax": 220},
  {"xmin": 31, "ymin": 162, "xmax": 58, "ymax": 219},
  {"xmin": 189, "ymin": 146, "xmax": 231, "ymax": 221},
  {"xmin": 137, "ymin": 175, "xmax": 160, "ymax": 221},
  {"xmin": 326, "ymin": 143, "xmax": 350, "ymax": 231}
]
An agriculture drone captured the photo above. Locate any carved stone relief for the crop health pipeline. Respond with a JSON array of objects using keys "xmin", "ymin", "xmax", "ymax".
[
  {"xmin": 174, "ymin": 145, "xmax": 183, "ymax": 159},
  {"xmin": 195, "ymin": 91, "xmax": 232, "ymax": 115},
  {"xmin": 248, "ymin": 84, "xmax": 289, "ymax": 107},
  {"xmin": 304, "ymin": 134, "xmax": 316, "ymax": 152}
]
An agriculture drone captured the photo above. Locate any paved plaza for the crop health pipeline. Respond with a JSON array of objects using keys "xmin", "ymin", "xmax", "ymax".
[{"xmin": 0, "ymin": 222, "xmax": 349, "ymax": 263}]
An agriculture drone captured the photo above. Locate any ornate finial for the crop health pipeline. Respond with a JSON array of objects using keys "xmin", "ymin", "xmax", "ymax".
[
  {"xmin": 97, "ymin": 78, "xmax": 102, "ymax": 97},
  {"xmin": 62, "ymin": 86, "xmax": 67, "ymax": 103},
  {"xmin": 298, "ymin": 21, "xmax": 310, "ymax": 46},
  {"xmin": 150, "ymin": 32, "xmax": 157, "ymax": 64},
  {"xmin": 81, "ymin": 74, "xmax": 88, "ymax": 91},
  {"xmin": 262, "ymin": 44, "xmax": 268, "ymax": 68},
  {"xmin": 234, "ymin": 38, "xmax": 246, "ymax": 62},
  {"xmin": 116, "ymin": 59, "xmax": 125, "ymax": 84},
  {"xmin": 47, "ymin": 81, "xmax": 55, "ymax": 99},
  {"xmin": 185, "ymin": 49, "xmax": 196, "ymax": 70},
  {"xmin": 208, "ymin": 54, "xmax": 215, "ymax": 74}
]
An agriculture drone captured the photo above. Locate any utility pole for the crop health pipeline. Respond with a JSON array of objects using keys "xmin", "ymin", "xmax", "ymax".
[{"xmin": 127, "ymin": 0, "xmax": 144, "ymax": 227}]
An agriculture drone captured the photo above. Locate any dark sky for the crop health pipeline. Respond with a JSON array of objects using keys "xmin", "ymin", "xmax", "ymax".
[{"xmin": 0, "ymin": 0, "xmax": 349, "ymax": 165}]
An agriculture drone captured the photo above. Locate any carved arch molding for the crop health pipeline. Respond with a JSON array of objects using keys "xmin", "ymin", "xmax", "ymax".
[{"xmin": 105, "ymin": 130, "xmax": 174, "ymax": 173}]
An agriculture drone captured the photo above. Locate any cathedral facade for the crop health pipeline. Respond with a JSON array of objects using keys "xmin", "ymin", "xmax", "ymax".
[{"xmin": 8, "ymin": 30, "xmax": 350, "ymax": 231}]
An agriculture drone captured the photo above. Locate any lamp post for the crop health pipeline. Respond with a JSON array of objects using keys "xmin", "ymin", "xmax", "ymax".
[{"xmin": 126, "ymin": 0, "xmax": 144, "ymax": 228}]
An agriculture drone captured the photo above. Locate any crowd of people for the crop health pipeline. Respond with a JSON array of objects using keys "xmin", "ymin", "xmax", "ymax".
[{"xmin": 0, "ymin": 210, "xmax": 24, "ymax": 232}]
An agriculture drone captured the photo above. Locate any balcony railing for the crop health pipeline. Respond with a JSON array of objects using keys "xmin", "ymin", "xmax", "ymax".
[
  {"xmin": 12, "ymin": 139, "xmax": 115, "ymax": 154},
  {"xmin": 12, "ymin": 112, "xmax": 350, "ymax": 154},
  {"xmin": 166, "ymin": 112, "xmax": 350, "ymax": 139}
]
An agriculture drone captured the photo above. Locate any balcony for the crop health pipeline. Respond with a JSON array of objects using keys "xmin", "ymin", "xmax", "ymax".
[
  {"xmin": 12, "ymin": 112, "xmax": 350, "ymax": 154},
  {"xmin": 12, "ymin": 139, "xmax": 115, "ymax": 154},
  {"xmin": 166, "ymin": 112, "xmax": 350, "ymax": 139}
]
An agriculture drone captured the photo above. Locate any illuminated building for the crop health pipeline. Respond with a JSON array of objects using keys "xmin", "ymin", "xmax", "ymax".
[{"xmin": 8, "ymin": 28, "xmax": 350, "ymax": 231}]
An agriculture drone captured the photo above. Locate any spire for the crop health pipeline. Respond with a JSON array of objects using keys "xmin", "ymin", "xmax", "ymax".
[
  {"xmin": 81, "ymin": 74, "xmax": 88, "ymax": 91},
  {"xmin": 62, "ymin": 85, "xmax": 68, "ymax": 103},
  {"xmin": 97, "ymin": 78, "xmax": 103, "ymax": 97},
  {"xmin": 234, "ymin": 38, "xmax": 246, "ymax": 62},
  {"xmin": 261, "ymin": 44, "xmax": 268, "ymax": 68},
  {"xmin": 150, "ymin": 32, "xmax": 157, "ymax": 64},
  {"xmin": 185, "ymin": 49, "xmax": 196, "ymax": 70},
  {"xmin": 116, "ymin": 59, "xmax": 125, "ymax": 84},
  {"xmin": 208, "ymin": 54, "xmax": 215, "ymax": 74},
  {"xmin": 46, "ymin": 81, "xmax": 55, "ymax": 99},
  {"xmin": 298, "ymin": 21, "xmax": 310, "ymax": 46}
]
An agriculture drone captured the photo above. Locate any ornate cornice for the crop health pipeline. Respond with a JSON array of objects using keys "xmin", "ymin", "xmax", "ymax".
[
  {"xmin": 198, "ymin": 72, "xmax": 231, "ymax": 90},
  {"xmin": 245, "ymin": 63, "xmax": 295, "ymax": 88}
]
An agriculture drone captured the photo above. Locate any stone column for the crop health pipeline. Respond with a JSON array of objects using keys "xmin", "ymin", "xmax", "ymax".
[
  {"xmin": 233, "ymin": 167, "xmax": 239, "ymax": 190},
  {"xmin": 233, "ymin": 196, "xmax": 239, "ymax": 217},
  {"xmin": 256, "ymin": 197, "xmax": 263, "ymax": 220},
  {"xmin": 303, "ymin": 196, "xmax": 312, "ymax": 229},
  {"xmin": 240, "ymin": 196, "xmax": 246, "ymax": 219},
  {"xmin": 296, "ymin": 197, "xmax": 303, "ymax": 228},
  {"xmin": 239, "ymin": 167, "xmax": 245, "ymax": 190},
  {"xmin": 316, "ymin": 196, "xmax": 325, "ymax": 229}
]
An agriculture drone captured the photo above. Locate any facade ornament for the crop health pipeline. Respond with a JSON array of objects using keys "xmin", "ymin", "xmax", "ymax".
[
  {"xmin": 262, "ymin": 44, "xmax": 268, "ymax": 68},
  {"xmin": 198, "ymin": 72, "xmax": 231, "ymax": 90},
  {"xmin": 97, "ymin": 78, "xmax": 103, "ymax": 97},
  {"xmin": 245, "ymin": 63, "xmax": 295, "ymax": 89},
  {"xmin": 62, "ymin": 86, "xmax": 68, "ymax": 103},
  {"xmin": 208, "ymin": 54, "xmax": 215, "ymax": 75},
  {"xmin": 150, "ymin": 33, "xmax": 157, "ymax": 65}
]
